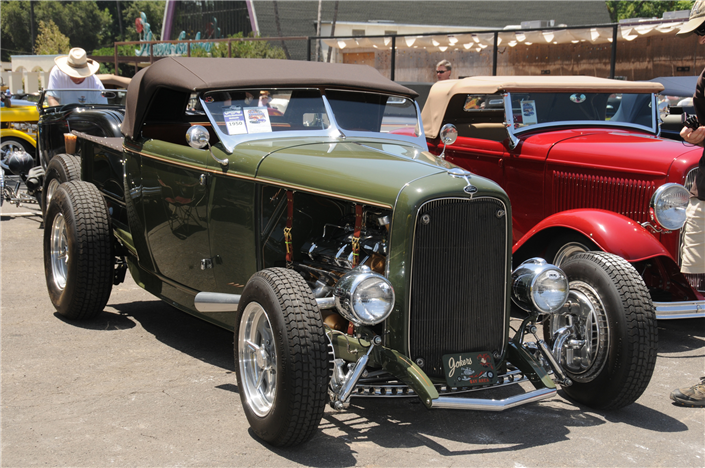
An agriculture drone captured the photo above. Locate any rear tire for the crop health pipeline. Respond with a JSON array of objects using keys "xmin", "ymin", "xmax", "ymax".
[
  {"xmin": 1, "ymin": 137, "xmax": 35, "ymax": 174},
  {"xmin": 43, "ymin": 181, "xmax": 113, "ymax": 320},
  {"xmin": 42, "ymin": 153, "xmax": 80, "ymax": 216},
  {"xmin": 235, "ymin": 268, "xmax": 328, "ymax": 447},
  {"xmin": 546, "ymin": 252, "xmax": 657, "ymax": 409}
]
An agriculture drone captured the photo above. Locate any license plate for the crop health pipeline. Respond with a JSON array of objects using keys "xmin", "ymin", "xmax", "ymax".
[{"xmin": 442, "ymin": 351, "xmax": 498, "ymax": 387}]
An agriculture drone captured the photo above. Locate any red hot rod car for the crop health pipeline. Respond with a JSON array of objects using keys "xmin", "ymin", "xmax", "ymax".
[{"xmin": 423, "ymin": 76, "xmax": 703, "ymax": 320}]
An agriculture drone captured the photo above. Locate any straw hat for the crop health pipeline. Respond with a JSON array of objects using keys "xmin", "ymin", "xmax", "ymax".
[
  {"xmin": 678, "ymin": 0, "xmax": 705, "ymax": 36},
  {"xmin": 54, "ymin": 48, "xmax": 100, "ymax": 78}
]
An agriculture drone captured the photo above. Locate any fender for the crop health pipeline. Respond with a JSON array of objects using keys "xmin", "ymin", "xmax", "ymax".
[
  {"xmin": 0, "ymin": 128, "xmax": 37, "ymax": 148},
  {"xmin": 513, "ymin": 208, "xmax": 672, "ymax": 263}
]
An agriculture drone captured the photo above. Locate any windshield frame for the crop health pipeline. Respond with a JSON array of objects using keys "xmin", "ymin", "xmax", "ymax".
[
  {"xmin": 200, "ymin": 87, "xmax": 426, "ymax": 154},
  {"xmin": 38, "ymin": 89, "xmax": 129, "ymax": 110},
  {"xmin": 503, "ymin": 91, "xmax": 660, "ymax": 143}
]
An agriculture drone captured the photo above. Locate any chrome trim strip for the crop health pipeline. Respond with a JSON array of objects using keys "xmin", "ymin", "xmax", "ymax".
[
  {"xmin": 194, "ymin": 292, "xmax": 241, "ymax": 313},
  {"xmin": 654, "ymin": 300, "xmax": 705, "ymax": 320},
  {"xmin": 123, "ymin": 146, "xmax": 392, "ymax": 209},
  {"xmin": 431, "ymin": 387, "xmax": 556, "ymax": 411},
  {"xmin": 195, "ymin": 291, "xmax": 337, "ymax": 313}
]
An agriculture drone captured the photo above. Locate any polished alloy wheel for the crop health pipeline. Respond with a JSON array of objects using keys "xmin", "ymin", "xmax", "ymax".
[
  {"xmin": 45, "ymin": 178, "xmax": 62, "ymax": 211},
  {"xmin": 50, "ymin": 213, "xmax": 69, "ymax": 290},
  {"xmin": 238, "ymin": 301, "xmax": 277, "ymax": 417}
]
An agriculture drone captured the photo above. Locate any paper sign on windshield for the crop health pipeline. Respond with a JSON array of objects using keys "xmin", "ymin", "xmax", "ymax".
[
  {"xmin": 223, "ymin": 108, "xmax": 248, "ymax": 135},
  {"xmin": 521, "ymin": 100, "xmax": 538, "ymax": 125},
  {"xmin": 244, "ymin": 107, "xmax": 272, "ymax": 133}
]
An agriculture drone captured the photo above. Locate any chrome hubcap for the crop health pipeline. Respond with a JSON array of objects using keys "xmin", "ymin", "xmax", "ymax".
[
  {"xmin": 45, "ymin": 178, "xmax": 61, "ymax": 209},
  {"xmin": 50, "ymin": 213, "xmax": 69, "ymax": 290},
  {"xmin": 238, "ymin": 302, "xmax": 277, "ymax": 417},
  {"xmin": 549, "ymin": 281, "xmax": 609, "ymax": 381}
]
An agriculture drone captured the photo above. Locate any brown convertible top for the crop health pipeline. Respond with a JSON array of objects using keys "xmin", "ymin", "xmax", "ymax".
[
  {"xmin": 422, "ymin": 76, "xmax": 665, "ymax": 139},
  {"xmin": 121, "ymin": 57, "xmax": 418, "ymax": 138}
]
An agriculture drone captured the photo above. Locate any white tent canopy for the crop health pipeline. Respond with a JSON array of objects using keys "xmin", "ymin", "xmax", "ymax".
[{"xmin": 323, "ymin": 20, "xmax": 686, "ymax": 53}]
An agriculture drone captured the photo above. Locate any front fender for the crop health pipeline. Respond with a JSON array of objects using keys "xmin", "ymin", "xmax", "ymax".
[
  {"xmin": 513, "ymin": 209, "xmax": 671, "ymax": 262},
  {"xmin": 0, "ymin": 128, "xmax": 37, "ymax": 147}
]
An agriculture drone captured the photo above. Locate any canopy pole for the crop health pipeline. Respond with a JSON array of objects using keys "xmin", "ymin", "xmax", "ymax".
[
  {"xmin": 610, "ymin": 24, "xmax": 618, "ymax": 79},
  {"xmin": 391, "ymin": 36, "xmax": 396, "ymax": 81},
  {"xmin": 492, "ymin": 32, "xmax": 498, "ymax": 76}
]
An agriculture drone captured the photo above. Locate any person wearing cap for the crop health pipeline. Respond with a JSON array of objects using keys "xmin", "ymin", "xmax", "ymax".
[
  {"xmin": 46, "ymin": 48, "xmax": 106, "ymax": 106},
  {"xmin": 671, "ymin": 0, "xmax": 705, "ymax": 409}
]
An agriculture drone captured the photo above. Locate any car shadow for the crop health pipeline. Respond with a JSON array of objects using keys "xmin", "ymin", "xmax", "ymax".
[
  {"xmin": 657, "ymin": 318, "xmax": 705, "ymax": 355},
  {"xmin": 61, "ymin": 299, "xmax": 235, "ymax": 372},
  {"xmin": 60, "ymin": 298, "xmax": 692, "ymax": 464}
]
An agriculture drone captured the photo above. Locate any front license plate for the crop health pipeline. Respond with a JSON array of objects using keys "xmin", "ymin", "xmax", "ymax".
[{"xmin": 442, "ymin": 351, "xmax": 498, "ymax": 387}]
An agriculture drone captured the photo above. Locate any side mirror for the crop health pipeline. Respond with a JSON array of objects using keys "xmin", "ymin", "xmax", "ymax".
[
  {"xmin": 439, "ymin": 123, "xmax": 458, "ymax": 159},
  {"xmin": 186, "ymin": 125, "xmax": 229, "ymax": 166}
]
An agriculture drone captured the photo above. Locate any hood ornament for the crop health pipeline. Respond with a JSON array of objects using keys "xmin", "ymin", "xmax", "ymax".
[{"xmin": 447, "ymin": 168, "xmax": 477, "ymax": 196}]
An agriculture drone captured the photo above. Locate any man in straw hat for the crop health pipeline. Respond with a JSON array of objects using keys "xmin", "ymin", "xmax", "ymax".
[
  {"xmin": 46, "ymin": 48, "xmax": 106, "ymax": 106},
  {"xmin": 670, "ymin": 0, "xmax": 705, "ymax": 408}
]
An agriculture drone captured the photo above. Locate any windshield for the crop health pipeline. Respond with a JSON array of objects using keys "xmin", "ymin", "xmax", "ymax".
[
  {"xmin": 41, "ymin": 89, "xmax": 128, "ymax": 107},
  {"xmin": 507, "ymin": 92, "xmax": 655, "ymax": 131},
  {"xmin": 200, "ymin": 88, "xmax": 422, "ymax": 152}
]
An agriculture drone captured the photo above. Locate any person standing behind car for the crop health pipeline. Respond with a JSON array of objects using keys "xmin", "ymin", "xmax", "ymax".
[
  {"xmin": 436, "ymin": 60, "xmax": 452, "ymax": 81},
  {"xmin": 670, "ymin": 0, "xmax": 705, "ymax": 408},
  {"xmin": 46, "ymin": 48, "xmax": 106, "ymax": 106}
]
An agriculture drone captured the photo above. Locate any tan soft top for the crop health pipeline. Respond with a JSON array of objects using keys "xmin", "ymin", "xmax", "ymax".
[{"xmin": 422, "ymin": 76, "xmax": 665, "ymax": 139}]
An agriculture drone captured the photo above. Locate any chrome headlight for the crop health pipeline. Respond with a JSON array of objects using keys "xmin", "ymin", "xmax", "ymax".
[
  {"xmin": 512, "ymin": 258, "xmax": 569, "ymax": 314},
  {"xmin": 334, "ymin": 266, "xmax": 395, "ymax": 326},
  {"xmin": 650, "ymin": 183, "xmax": 690, "ymax": 231}
]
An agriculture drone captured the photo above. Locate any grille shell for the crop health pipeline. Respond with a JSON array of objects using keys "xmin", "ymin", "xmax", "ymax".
[{"xmin": 408, "ymin": 197, "xmax": 509, "ymax": 378}]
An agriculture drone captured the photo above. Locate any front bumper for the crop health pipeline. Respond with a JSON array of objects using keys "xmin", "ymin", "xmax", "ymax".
[{"xmin": 654, "ymin": 300, "xmax": 705, "ymax": 320}]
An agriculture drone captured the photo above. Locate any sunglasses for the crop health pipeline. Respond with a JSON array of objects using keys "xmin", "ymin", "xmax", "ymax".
[
  {"xmin": 695, "ymin": 22, "xmax": 705, "ymax": 36},
  {"xmin": 436, "ymin": 69, "xmax": 448, "ymax": 74}
]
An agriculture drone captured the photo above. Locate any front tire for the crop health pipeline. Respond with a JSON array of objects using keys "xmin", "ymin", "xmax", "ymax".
[
  {"xmin": 235, "ymin": 268, "xmax": 328, "ymax": 447},
  {"xmin": 545, "ymin": 252, "xmax": 657, "ymax": 409},
  {"xmin": 43, "ymin": 181, "xmax": 113, "ymax": 320},
  {"xmin": 42, "ymin": 153, "xmax": 80, "ymax": 216},
  {"xmin": 1, "ymin": 137, "xmax": 35, "ymax": 174}
]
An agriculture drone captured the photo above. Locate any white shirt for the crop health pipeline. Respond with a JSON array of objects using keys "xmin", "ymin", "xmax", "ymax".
[{"xmin": 46, "ymin": 66, "xmax": 107, "ymax": 105}]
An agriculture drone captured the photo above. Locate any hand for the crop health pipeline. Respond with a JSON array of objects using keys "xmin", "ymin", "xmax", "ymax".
[{"xmin": 680, "ymin": 125, "xmax": 705, "ymax": 145}]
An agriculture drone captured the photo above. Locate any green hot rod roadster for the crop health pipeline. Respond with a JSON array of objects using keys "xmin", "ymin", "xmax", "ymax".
[{"xmin": 41, "ymin": 57, "xmax": 657, "ymax": 447}]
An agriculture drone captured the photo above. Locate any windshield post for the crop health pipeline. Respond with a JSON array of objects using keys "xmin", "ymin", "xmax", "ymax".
[{"xmin": 502, "ymin": 93, "xmax": 519, "ymax": 149}]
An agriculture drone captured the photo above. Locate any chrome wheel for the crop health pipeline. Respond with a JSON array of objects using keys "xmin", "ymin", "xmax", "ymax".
[
  {"xmin": 0, "ymin": 139, "xmax": 27, "ymax": 161},
  {"xmin": 553, "ymin": 241, "xmax": 590, "ymax": 266},
  {"xmin": 45, "ymin": 178, "xmax": 61, "ymax": 211},
  {"xmin": 238, "ymin": 301, "xmax": 277, "ymax": 417},
  {"xmin": 50, "ymin": 213, "xmax": 69, "ymax": 290},
  {"xmin": 548, "ymin": 281, "xmax": 609, "ymax": 383}
]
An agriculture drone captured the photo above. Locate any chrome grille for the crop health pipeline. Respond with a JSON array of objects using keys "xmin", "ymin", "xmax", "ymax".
[
  {"xmin": 552, "ymin": 171, "xmax": 656, "ymax": 223},
  {"xmin": 409, "ymin": 197, "xmax": 508, "ymax": 378}
]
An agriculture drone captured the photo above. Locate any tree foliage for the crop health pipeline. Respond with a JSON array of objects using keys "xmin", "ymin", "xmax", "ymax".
[
  {"xmin": 1, "ymin": 1, "xmax": 112, "ymax": 61},
  {"xmin": 606, "ymin": 1, "xmax": 695, "ymax": 22},
  {"xmin": 189, "ymin": 32, "xmax": 287, "ymax": 59},
  {"xmin": 33, "ymin": 20, "xmax": 71, "ymax": 56}
]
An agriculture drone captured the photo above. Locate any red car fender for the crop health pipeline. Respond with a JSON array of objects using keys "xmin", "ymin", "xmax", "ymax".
[{"xmin": 512, "ymin": 208, "xmax": 673, "ymax": 263}]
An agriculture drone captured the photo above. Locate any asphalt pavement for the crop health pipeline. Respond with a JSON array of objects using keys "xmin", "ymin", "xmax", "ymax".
[{"xmin": 1, "ymin": 200, "xmax": 704, "ymax": 467}]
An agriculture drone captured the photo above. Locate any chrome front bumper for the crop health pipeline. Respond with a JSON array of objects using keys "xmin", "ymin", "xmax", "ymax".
[
  {"xmin": 654, "ymin": 300, "xmax": 705, "ymax": 320},
  {"xmin": 431, "ymin": 387, "xmax": 557, "ymax": 411}
]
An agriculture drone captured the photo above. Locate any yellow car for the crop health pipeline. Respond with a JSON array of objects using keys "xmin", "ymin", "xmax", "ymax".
[{"xmin": 1, "ymin": 99, "xmax": 39, "ymax": 165}]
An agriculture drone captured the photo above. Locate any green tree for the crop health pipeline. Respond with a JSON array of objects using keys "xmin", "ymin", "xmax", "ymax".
[
  {"xmin": 1, "ymin": 1, "xmax": 112, "ymax": 61},
  {"xmin": 606, "ymin": 1, "xmax": 695, "ymax": 22},
  {"xmin": 33, "ymin": 20, "xmax": 70, "ymax": 56},
  {"xmin": 119, "ymin": 1, "xmax": 165, "ymax": 42},
  {"xmin": 189, "ymin": 32, "xmax": 287, "ymax": 59}
]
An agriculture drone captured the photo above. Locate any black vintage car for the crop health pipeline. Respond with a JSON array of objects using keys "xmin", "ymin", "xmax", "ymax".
[{"xmin": 38, "ymin": 57, "xmax": 657, "ymax": 447}]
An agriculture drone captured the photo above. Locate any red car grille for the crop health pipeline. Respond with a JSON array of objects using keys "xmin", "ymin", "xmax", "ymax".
[{"xmin": 552, "ymin": 171, "xmax": 656, "ymax": 223}]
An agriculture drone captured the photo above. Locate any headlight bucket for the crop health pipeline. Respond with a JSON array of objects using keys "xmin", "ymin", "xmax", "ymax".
[
  {"xmin": 649, "ymin": 183, "xmax": 690, "ymax": 231},
  {"xmin": 512, "ymin": 258, "xmax": 569, "ymax": 314},
  {"xmin": 334, "ymin": 266, "xmax": 395, "ymax": 326}
]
